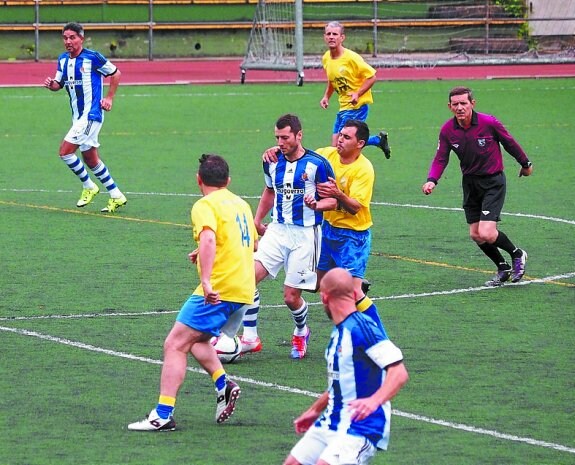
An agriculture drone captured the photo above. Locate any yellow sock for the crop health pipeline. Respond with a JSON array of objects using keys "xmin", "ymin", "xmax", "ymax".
[
  {"xmin": 356, "ymin": 295, "xmax": 373, "ymax": 313},
  {"xmin": 158, "ymin": 395, "xmax": 176, "ymax": 407}
]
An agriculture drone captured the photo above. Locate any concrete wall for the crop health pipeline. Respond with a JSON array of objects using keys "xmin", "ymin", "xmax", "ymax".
[{"xmin": 528, "ymin": 0, "xmax": 575, "ymax": 35}]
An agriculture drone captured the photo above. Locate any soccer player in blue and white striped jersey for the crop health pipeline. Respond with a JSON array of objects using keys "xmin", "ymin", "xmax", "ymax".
[
  {"xmin": 43, "ymin": 22, "xmax": 127, "ymax": 213},
  {"xmin": 241, "ymin": 114, "xmax": 336, "ymax": 360},
  {"xmin": 284, "ymin": 268, "xmax": 409, "ymax": 465}
]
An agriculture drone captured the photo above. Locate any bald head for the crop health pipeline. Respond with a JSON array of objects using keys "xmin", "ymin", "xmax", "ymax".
[
  {"xmin": 320, "ymin": 268, "xmax": 357, "ymax": 322},
  {"xmin": 321, "ymin": 268, "xmax": 354, "ymax": 297}
]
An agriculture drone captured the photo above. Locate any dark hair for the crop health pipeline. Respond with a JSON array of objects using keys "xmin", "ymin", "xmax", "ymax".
[
  {"xmin": 343, "ymin": 119, "xmax": 369, "ymax": 144},
  {"xmin": 198, "ymin": 154, "xmax": 229, "ymax": 188},
  {"xmin": 63, "ymin": 22, "xmax": 84, "ymax": 37},
  {"xmin": 449, "ymin": 86, "xmax": 474, "ymax": 103},
  {"xmin": 275, "ymin": 113, "xmax": 302, "ymax": 135}
]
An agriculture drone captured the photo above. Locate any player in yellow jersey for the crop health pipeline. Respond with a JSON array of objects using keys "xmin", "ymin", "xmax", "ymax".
[
  {"xmin": 321, "ymin": 21, "xmax": 391, "ymax": 158},
  {"xmin": 305, "ymin": 120, "xmax": 381, "ymax": 327},
  {"xmin": 128, "ymin": 154, "xmax": 257, "ymax": 432}
]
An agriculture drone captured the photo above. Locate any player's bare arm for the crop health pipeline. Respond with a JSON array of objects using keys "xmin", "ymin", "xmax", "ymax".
[
  {"xmin": 317, "ymin": 177, "xmax": 361, "ymax": 214},
  {"xmin": 101, "ymin": 69, "xmax": 121, "ymax": 111},
  {"xmin": 349, "ymin": 361, "xmax": 408, "ymax": 422},
  {"xmin": 293, "ymin": 391, "xmax": 329, "ymax": 434},
  {"xmin": 321, "ymin": 82, "xmax": 335, "ymax": 109},
  {"xmin": 254, "ymin": 187, "xmax": 275, "ymax": 236},
  {"xmin": 304, "ymin": 194, "xmax": 337, "ymax": 212},
  {"xmin": 348, "ymin": 74, "xmax": 376, "ymax": 105},
  {"xmin": 262, "ymin": 146, "xmax": 280, "ymax": 163},
  {"xmin": 43, "ymin": 77, "xmax": 60, "ymax": 91}
]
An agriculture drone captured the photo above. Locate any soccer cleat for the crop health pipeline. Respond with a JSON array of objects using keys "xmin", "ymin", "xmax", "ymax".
[
  {"xmin": 290, "ymin": 327, "xmax": 310, "ymax": 360},
  {"xmin": 239, "ymin": 336, "xmax": 262, "ymax": 354},
  {"xmin": 215, "ymin": 380, "xmax": 241, "ymax": 424},
  {"xmin": 76, "ymin": 185, "xmax": 100, "ymax": 207},
  {"xmin": 101, "ymin": 194, "xmax": 127, "ymax": 213},
  {"xmin": 511, "ymin": 249, "xmax": 527, "ymax": 283},
  {"xmin": 377, "ymin": 131, "xmax": 391, "ymax": 159},
  {"xmin": 127, "ymin": 409, "xmax": 176, "ymax": 432},
  {"xmin": 484, "ymin": 266, "xmax": 512, "ymax": 287},
  {"xmin": 361, "ymin": 278, "xmax": 371, "ymax": 295}
]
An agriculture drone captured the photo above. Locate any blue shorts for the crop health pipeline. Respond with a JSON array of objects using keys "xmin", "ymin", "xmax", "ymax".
[
  {"xmin": 176, "ymin": 295, "xmax": 246, "ymax": 337},
  {"xmin": 317, "ymin": 222, "xmax": 371, "ymax": 278},
  {"xmin": 333, "ymin": 105, "xmax": 369, "ymax": 135}
]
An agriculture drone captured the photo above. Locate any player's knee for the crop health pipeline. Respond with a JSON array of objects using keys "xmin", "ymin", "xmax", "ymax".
[
  {"xmin": 477, "ymin": 229, "xmax": 498, "ymax": 244},
  {"xmin": 283, "ymin": 289, "xmax": 302, "ymax": 309},
  {"xmin": 469, "ymin": 231, "xmax": 481, "ymax": 243}
]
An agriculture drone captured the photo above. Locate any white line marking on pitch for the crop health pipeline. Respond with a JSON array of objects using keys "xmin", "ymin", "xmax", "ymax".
[
  {"xmin": 2, "ymin": 188, "xmax": 574, "ymax": 226},
  {"xmin": 2, "ymin": 189, "xmax": 574, "ymax": 453},
  {"xmin": 1, "ymin": 272, "xmax": 573, "ymax": 322},
  {"xmin": 0, "ymin": 325, "xmax": 573, "ymax": 455}
]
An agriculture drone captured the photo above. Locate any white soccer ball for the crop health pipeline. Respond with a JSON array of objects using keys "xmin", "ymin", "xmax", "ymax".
[{"xmin": 212, "ymin": 335, "xmax": 242, "ymax": 364}]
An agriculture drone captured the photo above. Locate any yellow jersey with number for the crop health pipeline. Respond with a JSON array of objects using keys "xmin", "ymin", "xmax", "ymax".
[
  {"xmin": 322, "ymin": 48, "xmax": 376, "ymax": 110},
  {"xmin": 191, "ymin": 188, "xmax": 256, "ymax": 304}
]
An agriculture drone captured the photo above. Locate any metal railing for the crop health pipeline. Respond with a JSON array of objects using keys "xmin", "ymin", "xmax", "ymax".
[{"xmin": 1, "ymin": 0, "xmax": 574, "ymax": 64}]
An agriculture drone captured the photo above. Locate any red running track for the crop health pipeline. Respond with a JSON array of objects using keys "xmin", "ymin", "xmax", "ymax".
[{"xmin": 1, "ymin": 58, "xmax": 574, "ymax": 86}]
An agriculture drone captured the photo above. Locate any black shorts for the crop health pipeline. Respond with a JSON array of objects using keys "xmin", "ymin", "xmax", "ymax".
[{"xmin": 462, "ymin": 172, "xmax": 506, "ymax": 224}]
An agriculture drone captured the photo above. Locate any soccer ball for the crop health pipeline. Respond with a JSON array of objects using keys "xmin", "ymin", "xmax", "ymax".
[{"xmin": 212, "ymin": 335, "xmax": 242, "ymax": 364}]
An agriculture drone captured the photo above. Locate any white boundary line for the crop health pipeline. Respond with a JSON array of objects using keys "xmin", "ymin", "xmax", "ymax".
[
  {"xmin": 0, "ymin": 324, "xmax": 573, "ymax": 455},
  {"xmin": 2, "ymin": 189, "xmax": 574, "ymax": 455},
  {"xmin": 374, "ymin": 201, "xmax": 575, "ymax": 226},
  {"xmin": 2, "ymin": 188, "xmax": 574, "ymax": 226},
  {"xmin": 1, "ymin": 271, "xmax": 574, "ymax": 323}
]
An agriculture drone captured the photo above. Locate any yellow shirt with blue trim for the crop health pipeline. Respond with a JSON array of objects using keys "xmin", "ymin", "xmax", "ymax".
[
  {"xmin": 191, "ymin": 188, "xmax": 256, "ymax": 304},
  {"xmin": 322, "ymin": 48, "xmax": 376, "ymax": 111},
  {"xmin": 316, "ymin": 146, "xmax": 374, "ymax": 231}
]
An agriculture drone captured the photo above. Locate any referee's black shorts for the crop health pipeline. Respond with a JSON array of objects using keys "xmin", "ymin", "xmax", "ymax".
[{"xmin": 462, "ymin": 172, "xmax": 506, "ymax": 224}]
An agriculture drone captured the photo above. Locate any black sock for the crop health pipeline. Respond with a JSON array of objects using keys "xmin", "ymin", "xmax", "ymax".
[
  {"xmin": 478, "ymin": 242, "xmax": 509, "ymax": 269},
  {"xmin": 493, "ymin": 231, "xmax": 520, "ymax": 258}
]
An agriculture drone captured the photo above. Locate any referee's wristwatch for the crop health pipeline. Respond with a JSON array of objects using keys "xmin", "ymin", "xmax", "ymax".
[{"xmin": 522, "ymin": 161, "xmax": 533, "ymax": 169}]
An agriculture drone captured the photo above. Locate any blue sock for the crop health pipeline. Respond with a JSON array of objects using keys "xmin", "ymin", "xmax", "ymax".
[{"xmin": 367, "ymin": 135, "xmax": 380, "ymax": 146}]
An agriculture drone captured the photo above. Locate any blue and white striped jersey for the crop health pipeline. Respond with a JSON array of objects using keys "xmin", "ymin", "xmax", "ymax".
[
  {"xmin": 263, "ymin": 148, "xmax": 335, "ymax": 227},
  {"xmin": 54, "ymin": 48, "xmax": 117, "ymax": 123},
  {"xmin": 316, "ymin": 310, "xmax": 404, "ymax": 450}
]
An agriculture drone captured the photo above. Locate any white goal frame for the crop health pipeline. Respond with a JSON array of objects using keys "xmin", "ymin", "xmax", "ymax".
[{"xmin": 240, "ymin": 0, "xmax": 305, "ymax": 86}]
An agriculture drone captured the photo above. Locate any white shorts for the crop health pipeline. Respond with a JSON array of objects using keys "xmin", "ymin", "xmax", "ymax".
[
  {"xmin": 64, "ymin": 119, "xmax": 102, "ymax": 152},
  {"xmin": 290, "ymin": 426, "xmax": 377, "ymax": 465},
  {"xmin": 255, "ymin": 222, "xmax": 320, "ymax": 291}
]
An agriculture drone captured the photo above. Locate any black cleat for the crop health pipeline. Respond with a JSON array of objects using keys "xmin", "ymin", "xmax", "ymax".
[
  {"xmin": 361, "ymin": 278, "xmax": 371, "ymax": 295},
  {"xmin": 377, "ymin": 131, "xmax": 391, "ymax": 159}
]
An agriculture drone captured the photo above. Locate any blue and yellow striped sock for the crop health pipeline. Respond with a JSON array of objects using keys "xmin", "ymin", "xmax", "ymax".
[
  {"xmin": 356, "ymin": 296, "xmax": 384, "ymax": 330},
  {"xmin": 156, "ymin": 395, "xmax": 176, "ymax": 420},
  {"xmin": 212, "ymin": 368, "xmax": 227, "ymax": 392}
]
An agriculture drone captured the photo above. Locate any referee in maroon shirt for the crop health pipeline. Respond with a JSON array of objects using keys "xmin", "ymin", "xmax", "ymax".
[{"xmin": 422, "ymin": 86, "xmax": 533, "ymax": 286}]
